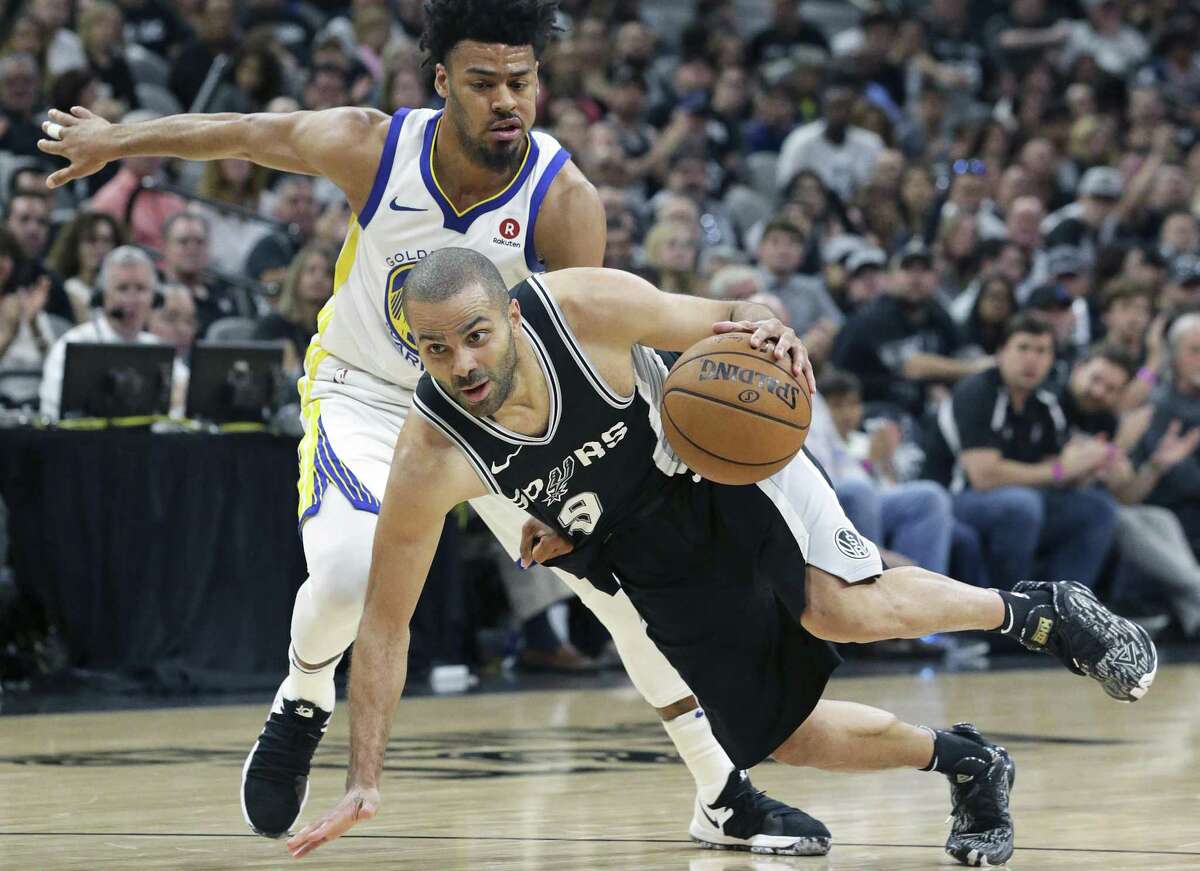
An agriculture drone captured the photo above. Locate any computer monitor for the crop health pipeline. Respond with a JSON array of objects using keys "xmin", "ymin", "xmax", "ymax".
[
  {"xmin": 60, "ymin": 342, "xmax": 174, "ymax": 420},
  {"xmin": 185, "ymin": 341, "xmax": 286, "ymax": 424}
]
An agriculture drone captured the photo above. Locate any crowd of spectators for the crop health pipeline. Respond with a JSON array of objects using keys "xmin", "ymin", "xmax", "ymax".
[{"xmin": 1, "ymin": 0, "xmax": 1199, "ymax": 656}]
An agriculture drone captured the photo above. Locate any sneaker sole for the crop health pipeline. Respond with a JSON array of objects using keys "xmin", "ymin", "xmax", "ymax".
[
  {"xmin": 688, "ymin": 819, "xmax": 831, "ymax": 855},
  {"xmin": 240, "ymin": 738, "xmax": 308, "ymax": 839},
  {"xmin": 1113, "ymin": 619, "xmax": 1157, "ymax": 703}
]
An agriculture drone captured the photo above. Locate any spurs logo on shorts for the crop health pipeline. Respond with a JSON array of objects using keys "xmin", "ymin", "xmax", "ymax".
[{"xmin": 834, "ymin": 527, "xmax": 871, "ymax": 559}]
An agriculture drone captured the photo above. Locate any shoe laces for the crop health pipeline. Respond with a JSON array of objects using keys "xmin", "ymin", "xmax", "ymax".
[{"xmin": 251, "ymin": 709, "xmax": 326, "ymax": 784}]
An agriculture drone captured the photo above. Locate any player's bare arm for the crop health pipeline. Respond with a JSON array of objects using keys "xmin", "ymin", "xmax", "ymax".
[
  {"xmin": 547, "ymin": 267, "xmax": 815, "ymax": 392},
  {"xmin": 286, "ymin": 415, "xmax": 487, "ymax": 859},
  {"xmin": 533, "ymin": 160, "xmax": 606, "ymax": 270},
  {"xmin": 38, "ymin": 106, "xmax": 389, "ymax": 214}
]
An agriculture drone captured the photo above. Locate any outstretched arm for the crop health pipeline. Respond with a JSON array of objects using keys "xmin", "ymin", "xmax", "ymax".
[
  {"xmin": 38, "ymin": 106, "xmax": 389, "ymax": 213},
  {"xmin": 286, "ymin": 413, "xmax": 487, "ymax": 859},
  {"xmin": 550, "ymin": 267, "xmax": 815, "ymax": 391}
]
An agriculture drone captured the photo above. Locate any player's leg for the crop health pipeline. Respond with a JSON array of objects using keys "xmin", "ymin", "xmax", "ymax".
[
  {"xmin": 242, "ymin": 386, "xmax": 400, "ymax": 838},
  {"xmin": 775, "ymin": 452, "xmax": 1157, "ymax": 703},
  {"xmin": 772, "ymin": 700, "xmax": 1015, "ymax": 867},
  {"xmin": 468, "ymin": 494, "xmax": 831, "ymax": 856}
]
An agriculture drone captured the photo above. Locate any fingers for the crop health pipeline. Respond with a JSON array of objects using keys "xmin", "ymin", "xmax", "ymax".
[
  {"xmin": 44, "ymin": 166, "xmax": 80, "ymax": 189},
  {"xmin": 37, "ymin": 138, "xmax": 66, "ymax": 156},
  {"xmin": 70, "ymin": 105, "xmax": 93, "ymax": 119},
  {"xmin": 519, "ymin": 522, "xmax": 536, "ymax": 568},
  {"xmin": 531, "ymin": 534, "xmax": 572, "ymax": 563},
  {"xmin": 712, "ymin": 320, "xmax": 753, "ymax": 335},
  {"xmin": 48, "ymin": 107, "xmax": 79, "ymax": 125},
  {"xmin": 286, "ymin": 806, "xmax": 360, "ymax": 859}
]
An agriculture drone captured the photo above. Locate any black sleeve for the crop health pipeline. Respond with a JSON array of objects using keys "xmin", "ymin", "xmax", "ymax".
[{"xmin": 952, "ymin": 374, "xmax": 1000, "ymax": 452}]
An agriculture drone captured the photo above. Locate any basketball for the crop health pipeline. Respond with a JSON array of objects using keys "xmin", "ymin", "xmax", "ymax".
[{"xmin": 660, "ymin": 333, "xmax": 811, "ymax": 485}]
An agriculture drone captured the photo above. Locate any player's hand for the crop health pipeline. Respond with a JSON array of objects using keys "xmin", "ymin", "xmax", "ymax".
[
  {"xmin": 712, "ymin": 318, "xmax": 816, "ymax": 394},
  {"xmin": 37, "ymin": 107, "xmax": 114, "ymax": 189},
  {"xmin": 286, "ymin": 785, "xmax": 379, "ymax": 859},
  {"xmin": 520, "ymin": 516, "xmax": 573, "ymax": 567}
]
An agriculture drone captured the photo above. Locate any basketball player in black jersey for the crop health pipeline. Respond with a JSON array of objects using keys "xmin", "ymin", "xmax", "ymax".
[{"xmin": 288, "ymin": 250, "xmax": 1156, "ymax": 866}]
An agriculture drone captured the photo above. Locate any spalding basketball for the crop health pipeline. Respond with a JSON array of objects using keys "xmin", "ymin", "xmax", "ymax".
[{"xmin": 661, "ymin": 333, "xmax": 811, "ymax": 485}]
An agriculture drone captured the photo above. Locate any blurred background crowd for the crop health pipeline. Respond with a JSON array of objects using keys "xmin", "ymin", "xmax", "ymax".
[{"xmin": 1, "ymin": 0, "xmax": 1199, "ymax": 681}]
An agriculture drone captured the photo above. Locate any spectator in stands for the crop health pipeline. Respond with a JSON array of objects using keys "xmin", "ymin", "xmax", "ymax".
[
  {"xmin": 0, "ymin": 237, "xmax": 58, "ymax": 409},
  {"xmin": 961, "ymin": 273, "xmax": 1018, "ymax": 358},
  {"xmin": 80, "ymin": 2, "xmax": 140, "ymax": 113},
  {"xmin": 160, "ymin": 212, "xmax": 239, "ymax": 334},
  {"xmin": 211, "ymin": 35, "xmax": 289, "ymax": 114},
  {"xmin": 245, "ymin": 175, "xmax": 319, "ymax": 286},
  {"xmin": 1059, "ymin": 343, "xmax": 1200, "ymax": 637},
  {"xmin": 1161, "ymin": 256, "xmax": 1200, "ymax": 311},
  {"xmin": 1024, "ymin": 282, "xmax": 1079, "ymax": 390},
  {"xmin": 31, "ymin": 0, "xmax": 87, "ymax": 77},
  {"xmin": 1044, "ymin": 166, "xmax": 1125, "ymax": 262},
  {"xmin": 88, "ymin": 110, "xmax": 186, "ymax": 249},
  {"xmin": 147, "ymin": 282, "xmax": 196, "ymax": 415},
  {"xmin": 4, "ymin": 191, "xmax": 74, "ymax": 323},
  {"xmin": 196, "ymin": 158, "xmax": 273, "ymax": 271},
  {"xmin": 1062, "ymin": 0, "xmax": 1149, "ymax": 79},
  {"xmin": 39, "ymin": 245, "xmax": 160, "ymax": 420},
  {"xmin": 169, "ymin": 0, "xmax": 238, "ymax": 110},
  {"xmin": 253, "ymin": 244, "xmax": 332, "ymax": 373},
  {"xmin": 379, "ymin": 53, "xmax": 428, "ymax": 114},
  {"xmin": 1122, "ymin": 313, "xmax": 1200, "ymax": 556},
  {"xmin": 0, "ymin": 53, "xmax": 44, "ymax": 160},
  {"xmin": 755, "ymin": 219, "xmax": 840, "ymax": 363},
  {"xmin": 640, "ymin": 221, "xmax": 703, "ymax": 297},
  {"xmin": 898, "ymin": 163, "xmax": 938, "ymax": 245},
  {"xmin": 118, "ymin": 0, "xmax": 193, "ymax": 60},
  {"xmin": 707, "ymin": 264, "xmax": 789, "ymax": 323},
  {"xmin": 833, "ymin": 241, "xmax": 982, "ymax": 419},
  {"xmin": 939, "ymin": 313, "xmax": 1118, "ymax": 590},
  {"xmin": 776, "ymin": 78, "xmax": 884, "ymax": 202},
  {"xmin": 303, "ymin": 64, "xmax": 351, "ymax": 112},
  {"xmin": 45, "ymin": 211, "xmax": 127, "ymax": 323},
  {"xmin": 1098, "ymin": 276, "xmax": 1156, "ymax": 378},
  {"xmin": 807, "ymin": 369, "xmax": 955, "ymax": 575},
  {"xmin": 648, "ymin": 149, "xmax": 736, "ymax": 249}
]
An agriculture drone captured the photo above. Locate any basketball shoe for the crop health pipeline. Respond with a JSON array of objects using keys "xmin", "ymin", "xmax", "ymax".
[
  {"xmin": 689, "ymin": 769, "xmax": 832, "ymax": 855},
  {"xmin": 1012, "ymin": 580, "xmax": 1157, "ymax": 702},
  {"xmin": 241, "ymin": 695, "xmax": 331, "ymax": 838},
  {"xmin": 942, "ymin": 723, "xmax": 1015, "ymax": 867}
]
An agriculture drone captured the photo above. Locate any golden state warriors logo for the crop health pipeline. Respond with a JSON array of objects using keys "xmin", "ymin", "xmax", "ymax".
[{"xmin": 385, "ymin": 262, "xmax": 423, "ymax": 368}]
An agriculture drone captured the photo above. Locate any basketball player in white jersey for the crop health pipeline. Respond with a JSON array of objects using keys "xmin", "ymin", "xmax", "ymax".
[{"xmin": 38, "ymin": 0, "xmax": 828, "ymax": 855}]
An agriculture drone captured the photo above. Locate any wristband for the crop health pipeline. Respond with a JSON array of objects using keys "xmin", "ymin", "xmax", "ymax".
[
  {"xmin": 1136, "ymin": 366, "xmax": 1158, "ymax": 386},
  {"xmin": 1052, "ymin": 460, "xmax": 1065, "ymax": 483}
]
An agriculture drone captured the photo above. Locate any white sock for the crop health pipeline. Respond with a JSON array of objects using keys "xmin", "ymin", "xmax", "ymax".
[
  {"xmin": 279, "ymin": 645, "xmax": 341, "ymax": 713},
  {"xmin": 662, "ymin": 708, "xmax": 736, "ymax": 804}
]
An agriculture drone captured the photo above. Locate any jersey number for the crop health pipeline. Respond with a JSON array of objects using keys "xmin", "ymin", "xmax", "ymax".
[{"xmin": 558, "ymin": 492, "xmax": 602, "ymax": 535}]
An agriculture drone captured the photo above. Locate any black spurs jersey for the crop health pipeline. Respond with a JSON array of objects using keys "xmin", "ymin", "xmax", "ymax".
[{"xmin": 412, "ymin": 275, "xmax": 688, "ymax": 581}]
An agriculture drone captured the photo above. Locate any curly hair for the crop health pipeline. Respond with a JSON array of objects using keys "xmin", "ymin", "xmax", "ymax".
[{"xmin": 420, "ymin": 0, "xmax": 561, "ymax": 66}]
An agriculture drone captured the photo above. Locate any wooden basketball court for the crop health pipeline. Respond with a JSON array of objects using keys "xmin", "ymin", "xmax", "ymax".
[{"xmin": 3, "ymin": 664, "xmax": 1197, "ymax": 869}]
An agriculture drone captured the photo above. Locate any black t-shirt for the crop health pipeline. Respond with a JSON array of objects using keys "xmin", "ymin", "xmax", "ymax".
[
  {"xmin": 831, "ymin": 294, "xmax": 962, "ymax": 418},
  {"xmin": 1058, "ymin": 386, "xmax": 1118, "ymax": 439},
  {"xmin": 122, "ymin": 0, "xmax": 193, "ymax": 59},
  {"xmin": 950, "ymin": 367, "xmax": 1067, "ymax": 466}
]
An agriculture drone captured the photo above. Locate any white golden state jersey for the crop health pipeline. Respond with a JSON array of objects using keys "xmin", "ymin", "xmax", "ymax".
[{"xmin": 304, "ymin": 107, "xmax": 571, "ymax": 393}]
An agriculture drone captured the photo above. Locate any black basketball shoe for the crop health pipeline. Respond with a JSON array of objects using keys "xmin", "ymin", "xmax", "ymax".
[
  {"xmin": 240, "ymin": 697, "xmax": 331, "ymax": 838},
  {"xmin": 1012, "ymin": 580, "xmax": 1157, "ymax": 702},
  {"xmin": 943, "ymin": 724, "xmax": 1015, "ymax": 867},
  {"xmin": 689, "ymin": 769, "xmax": 832, "ymax": 855}
]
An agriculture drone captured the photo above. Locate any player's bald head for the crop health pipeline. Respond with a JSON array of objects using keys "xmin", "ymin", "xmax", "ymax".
[{"xmin": 402, "ymin": 247, "xmax": 510, "ymax": 317}]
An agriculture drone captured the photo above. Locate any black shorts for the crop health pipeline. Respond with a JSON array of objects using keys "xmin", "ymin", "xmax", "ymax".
[{"xmin": 590, "ymin": 452, "xmax": 882, "ymax": 768}]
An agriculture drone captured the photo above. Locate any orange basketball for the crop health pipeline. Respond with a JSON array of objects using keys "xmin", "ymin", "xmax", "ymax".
[{"xmin": 661, "ymin": 333, "xmax": 811, "ymax": 485}]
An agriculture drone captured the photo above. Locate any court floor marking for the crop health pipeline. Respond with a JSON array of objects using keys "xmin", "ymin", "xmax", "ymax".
[{"xmin": 0, "ymin": 833, "xmax": 1196, "ymax": 857}]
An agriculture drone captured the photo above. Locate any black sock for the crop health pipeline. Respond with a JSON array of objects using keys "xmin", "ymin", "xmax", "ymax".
[
  {"xmin": 993, "ymin": 588, "xmax": 1053, "ymax": 640},
  {"xmin": 920, "ymin": 727, "xmax": 993, "ymax": 778}
]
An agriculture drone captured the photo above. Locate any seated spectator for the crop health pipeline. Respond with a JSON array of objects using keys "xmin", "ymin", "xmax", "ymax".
[
  {"xmin": 1060, "ymin": 344, "xmax": 1200, "ymax": 637},
  {"xmin": 807, "ymin": 369, "xmax": 955, "ymax": 575},
  {"xmin": 776, "ymin": 78, "xmax": 884, "ymax": 202},
  {"xmin": 707, "ymin": 264, "xmax": 788, "ymax": 323},
  {"xmin": 120, "ymin": 0, "xmax": 193, "ymax": 61},
  {"xmin": 833, "ymin": 241, "xmax": 983, "ymax": 420},
  {"xmin": 0, "ymin": 246, "xmax": 58, "ymax": 409},
  {"xmin": 245, "ymin": 176, "xmax": 319, "ymax": 287},
  {"xmin": 1096, "ymin": 277, "xmax": 1158, "ymax": 408},
  {"xmin": 4, "ymin": 191, "xmax": 75, "ymax": 323},
  {"xmin": 1061, "ymin": 0, "xmax": 1149, "ymax": 79},
  {"xmin": 839, "ymin": 246, "xmax": 887, "ymax": 314},
  {"xmin": 31, "ymin": 0, "xmax": 87, "ymax": 77},
  {"xmin": 147, "ymin": 283, "xmax": 197, "ymax": 416},
  {"xmin": 1158, "ymin": 210, "xmax": 1199, "ymax": 260},
  {"xmin": 0, "ymin": 53, "xmax": 44, "ymax": 160},
  {"xmin": 1024, "ymin": 282, "xmax": 1078, "ymax": 390},
  {"xmin": 195, "ymin": 158, "xmax": 273, "ymax": 272},
  {"xmin": 169, "ymin": 0, "xmax": 238, "ymax": 110},
  {"xmin": 160, "ymin": 212, "xmax": 240, "ymax": 334},
  {"xmin": 937, "ymin": 313, "xmax": 1118, "ymax": 590},
  {"xmin": 45, "ymin": 212, "xmax": 127, "ymax": 323},
  {"xmin": 640, "ymin": 221, "xmax": 702, "ymax": 296},
  {"xmin": 39, "ymin": 246, "xmax": 161, "ymax": 420},
  {"xmin": 961, "ymin": 273, "xmax": 1018, "ymax": 358},
  {"xmin": 755, "ymin": 219, "xmax": 842, "ymax": 334},
  {"xmin": 253, "ymin": 245, "xmax": 332, "ymax": 373},
  {"xmin": 648, "ymin": 149, "xmax": 737, "ymax": 249},
  {"xmin": 88, "ymin": 110, "xmax": 187, "ymax": 249},
  {"xmin": 1160, "ymin": 256, "xmax": 1200, "ymax": 311},
  {"xmin": 1121, "ymin": 313, "xmax": 1200, "ymax": 556},
  {"xmin": 1042, "ymin": 166, "xmax": 1124, "ymax": 265},
  {"xmin": 79, "ymin": 2, "xmax": 140, "ymax": 113}
]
